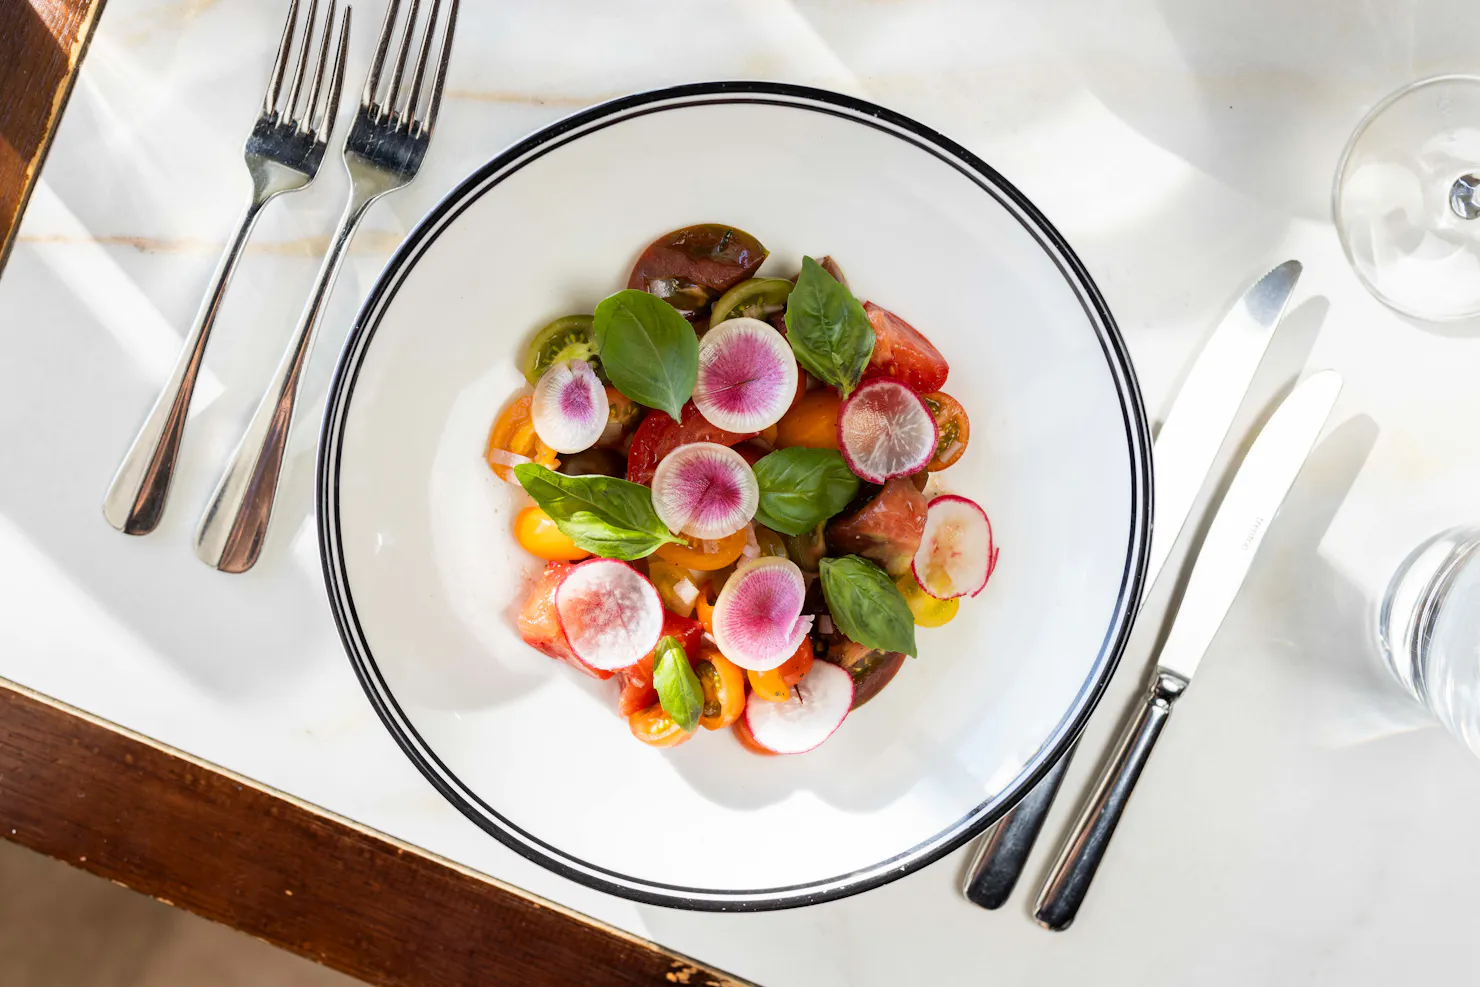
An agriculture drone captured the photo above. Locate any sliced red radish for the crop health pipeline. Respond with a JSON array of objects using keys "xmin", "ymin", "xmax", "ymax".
[
  {"xmin": 743, "ymin": 661, "xmax": 853, "ymax": 754},
  {"xmin": 712, "ymin": 556, "xmax": 814, "ymax": 671},
  {"xmin": 554, "ymin": 559, "xmax": 664, "ymax": 670},
  {"xmin": 692, "ymin": 317, "xmax": 799, "ymax": 432},
  {"xmin": 650, "ymin": 442, "xmax": 759, "ymax": 539},
  {"xmin": 911, "ymin": 494, "xmax": 998, "ymax": 599},
  {"xmin": 531, "ymin": 359, "xmax": 609, "ymax": 454},
  {"xmin": 837, "ymin": 378, "xmax": 938, "ymax": 483}
]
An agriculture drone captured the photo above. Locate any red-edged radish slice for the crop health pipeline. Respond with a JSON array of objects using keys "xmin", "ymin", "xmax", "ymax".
[
  {"xmin": 837, "ymin": 378, "xmax": 938, "ymax": 483},
  {"xmin": 911, "ymin": 494, "xmax": 998, "ymax": 600},
  {"xmin": 532, "ymin": 359, "xmax": 609, "ymax": 454},
  {"xmin": 693, "ymin": 317, "xmax": 799, "ymax": 432},
  {"xmin": 744, "ymin": 661, "xmax": 853, "ymax": 754},
  {"xmin": 554, "ymin": 559, "xmax": 664, "ymax": 670},
  {"xmin": 712, "ymin": 556, "xmax": 814, "ymax": 670},
  {"xmin": 650, "ymin": 442, "xmax": 759, "ymax": 539}
]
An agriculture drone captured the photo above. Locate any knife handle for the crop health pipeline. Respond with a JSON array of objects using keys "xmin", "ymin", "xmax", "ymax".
[
  {"xmin": 961, "ymin": 742, "xmax": 1077, "ymax": 909},
  {"xmin": 1034, "ymin": 669, "xmax": 1188, "ymax": 931}
]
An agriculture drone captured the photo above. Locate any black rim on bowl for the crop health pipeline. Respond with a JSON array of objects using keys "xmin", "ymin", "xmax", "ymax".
[{"xmin": 316, "ymin": 81, "xmax": 1153, "ymax": 911}]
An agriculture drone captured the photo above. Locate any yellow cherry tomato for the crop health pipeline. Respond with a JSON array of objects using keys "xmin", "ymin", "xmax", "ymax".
[
  {"xmin": 695, "ymin": 645, "xmax": 746, "ymax": 730},
  {"xmin": 648, "ymin": 557, "xmax": 698, "ymax": 616},
  {"xmin": 513, "ymin": 506, "xmax": 590, "ymax": 561},
  {"xmin": 747, "ymin": 667, "xmax": 790, "ymax": 702},
  {"xmin": 776, "ymin": 390, "xmax": 842, "ymax": 450},
  {"xmin": 895, "ymin": 573, "xmax": 960, "ymax": 627},
  {"xmin": 654, "ymin": 529, "xmax": 748, "ymax": 571},
  {"xmin": 486, "ymin": 394, "xmax": 559, "ymax": 481}
]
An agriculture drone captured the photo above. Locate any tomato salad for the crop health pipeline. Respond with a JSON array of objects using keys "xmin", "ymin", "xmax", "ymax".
[{"xmin": 490, "ymin": 224, "xmax": 999, "ymax": 755}]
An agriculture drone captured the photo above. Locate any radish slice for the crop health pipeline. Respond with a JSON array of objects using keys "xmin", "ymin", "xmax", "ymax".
[
  {"xmin": 837, "ymin": 378, "xmax": 938, "ymax": 483},
  {"xmin": 911, "ymin": 494, "xmax": 998, "ymax": 600},
  {"xmin": 650, "ymin": 442, "xmax": 759, "ymax": 539},
  {"xmin": 531, "ymin": 359, "xmax": 609, "ymax": 454},
  {"xmin": 712, "ymin": 556, "xmax": 814, "ymax": 670},
  {"xmin": 692, "ymin": 317, "xmax": 799, "ymax": 432},
  {"xmin": 744, "ymin": 661, "xmax": 853, "ymax": 754},
  {"xmin": 554, "ymin": 559, "xmax": 664, "ymax": 670}
]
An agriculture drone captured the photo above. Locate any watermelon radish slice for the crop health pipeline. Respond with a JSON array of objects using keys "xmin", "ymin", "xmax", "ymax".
[
  {"xmin": 531, "ymin": 358, "xmax": 609, "ymax": 454},
  {"xmin": 712, "ymin": 556, "xmax": 814, "ymax": 671},
  {"xmin": 837, "ymin": 378, "xmax": 938, "ymax": 483},
  {"xmin": 554, "ymin": 559, "xmax": 664, "ymax": 670},
  {"xmin": 911, "ymin": 494, "xmax": 998, "ymax": 600},
  {"xmin": 692, "ymin": 317, "xmax": 799, "ymax": 432},
  {"xmin": 743, "ymin": 661, "xmax": 854, "ymax": 754},
  {"xmin": 650, "ymin": 442, "xmax": 759, "ymax": 539}
]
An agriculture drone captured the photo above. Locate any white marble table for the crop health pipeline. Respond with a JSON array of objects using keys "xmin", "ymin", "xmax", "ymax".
[{"xmin": 5, "ymin": 0, "xmax": 1480, "ymax": 983}]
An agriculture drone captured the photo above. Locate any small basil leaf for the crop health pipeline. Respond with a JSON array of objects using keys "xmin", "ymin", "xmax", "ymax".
[
  {"xmin": 653, "ymin": 635, "xmax": 702, "ymax": 733},
  {"xmin": 784, "ymin": 256, "xmax": 875, "ymax": 398},
  {"xmin": 819, "ymin": 555, "xmax": 917, "ymax": 658},
  {"xmin": 514, "ymin": 465, "xmax": 682, "ymax": 560},
  {"xmin": 752, "ymin": 448, "xmax": 861, "ymax": 536},
  {"xmin": 593, "ymin": 289, "xmax": 699, "ymax": 419}
]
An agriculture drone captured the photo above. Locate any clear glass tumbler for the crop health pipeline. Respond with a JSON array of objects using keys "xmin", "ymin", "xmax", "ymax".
[{"xmin": 1378, "ymin": 526, "xmax": 1480, "ymax": 754}]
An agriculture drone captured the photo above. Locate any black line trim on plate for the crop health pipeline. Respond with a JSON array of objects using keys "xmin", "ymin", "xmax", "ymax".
[{"xmin": 316, "ymin": 80, "xmax": 1152, "ymax": 911}]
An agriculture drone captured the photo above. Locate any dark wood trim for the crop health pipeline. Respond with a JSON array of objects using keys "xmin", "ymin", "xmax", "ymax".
[
  {"xmin": 0, "ymin": 0, "xmax": 107, "ymax": 271},
  {"xmin": 0, "ymin": 681, "xmax": 747, "ymax": 987}
]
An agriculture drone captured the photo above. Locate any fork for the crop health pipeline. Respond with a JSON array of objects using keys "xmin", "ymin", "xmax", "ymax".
[
  {"xmin": 195, "ymin": 0, "xmax": 460, "ymax": 573},
  {"xmin": 103, "ymin": 0, "xmax": 351, "ymax": 536}
]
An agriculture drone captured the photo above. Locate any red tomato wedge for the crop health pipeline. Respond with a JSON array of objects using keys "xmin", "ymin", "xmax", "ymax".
[
  {"xmin": 626, "ymin": 402, "xmax": 759, "ymax": 485},
  {"xmin": 862, "ymin": 302, "xmax": 949, "ymax": 394},
  {"xmin": 516, "ymin": 562, "xmax": 614, "ymax": 681},
  {"xmin": 615, "ymin": 610, "xmax": 706, "ymax": 716}
]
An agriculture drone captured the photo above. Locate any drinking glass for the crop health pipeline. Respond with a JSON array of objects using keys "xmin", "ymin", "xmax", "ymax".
[{"xmin": 1334, "ymin": 75, "xmax": 1480, "ymax": 321}]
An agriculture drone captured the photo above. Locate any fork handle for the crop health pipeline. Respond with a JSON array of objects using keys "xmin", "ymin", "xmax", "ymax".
[
  {"xmin": 195, "ymin": 186, "xmax": 377, "ymax": 573},
  {"xmin": 103, "ymin": 195, "xmax": 268, "ymax": 535}
]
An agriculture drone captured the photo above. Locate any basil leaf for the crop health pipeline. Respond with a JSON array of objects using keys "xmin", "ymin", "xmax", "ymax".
[
  {"xmin": 752, "ymin": 448, "xmax": 860, "ymax": 536},
  {"xmin": 593, "ymin": 289, "xmax": 699, "ymax": 419},
  {"xmin": 514, "ymin": 465, "xmax": 682, "ymax": 560},
  {"xmin": 653, "ymin": 635, "xmax": 701, "ymax": 733},
  {"xmin": 819, "ymin": 555, "xmax": 917, "ymax": 658},
  {"xmin": 784, "ymin": 256, "xmax": 875, "ymax": 398}
]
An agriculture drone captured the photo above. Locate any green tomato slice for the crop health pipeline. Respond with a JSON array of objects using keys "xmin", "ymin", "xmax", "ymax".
[
  {"xmin": 523, "ymin": 314, "xmax": 598, "ymax": 385},
  {"xmin": 708, "ymin": 278, "xmax": 795, "ymax": 329}
]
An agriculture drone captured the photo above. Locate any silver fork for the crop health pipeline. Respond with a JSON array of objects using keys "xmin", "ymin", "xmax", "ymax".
[
  {"xmin": 195, "ymin": 0, "xmax": 460, "ymax": 573},
  {"xmin": 103, "ymin": 0, "xmax": 351, "ymax": 536}
]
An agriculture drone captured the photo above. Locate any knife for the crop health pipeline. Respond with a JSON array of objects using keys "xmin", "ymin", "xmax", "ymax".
[
  {"xmin": 1032, "ymin": 370, "xmax": 1342, "ymax": 931},
  {"xmin": 962, "ymin": 260, "xmax": 1304, "ymax": 909}
]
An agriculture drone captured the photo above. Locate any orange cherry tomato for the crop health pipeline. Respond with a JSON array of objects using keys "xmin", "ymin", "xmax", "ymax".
[
  {"xmin": 654, "ymin": 528, "xmax": 747, "ymax": 571},
  {"xmin": 775, "ymin": 390, "xmax": 842, "ymax": 450},
  {"xmin": 747, "ymin": 667, "xmax": 789, "ymax": 702},
  {"xmin": 513, "ymin": 506, "xmax": 590, "ymax": 561},
  {"xmin": 694, "ymin": 645, "xmax": 746, "ymax": 730},
  {"xmin": 600, "ymin": 386, "xmax": 642, "ymax": 448},
  {"xmin": 629, "ymin": 704, "xmax": 694, "ymax": 747},
  {"xmin": 922, "ymin": 391, "xmax": 970, "ymax": 472},
  {"xmin": 694, "ymin": 582, "xmax": 718, "ymax": 634},
  {"xmin": 745, "ymin": 638, "xmax": 813, "ymax": 701},
  {"xmin": 733, "ymin": 716, "xmax": 776, "ymax": 756},
  {"xmin": 486, "ymin": 394, "xmax": 559, "ymax": 481},
  {"xmin": 779, "ymin": 637, "xmax": 815, "ymax": 685}
]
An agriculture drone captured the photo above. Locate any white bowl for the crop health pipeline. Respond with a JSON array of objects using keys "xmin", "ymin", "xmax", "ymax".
[{"xmin": 318, "ymin": 83, "xmax": 1151, "ymax": 910}]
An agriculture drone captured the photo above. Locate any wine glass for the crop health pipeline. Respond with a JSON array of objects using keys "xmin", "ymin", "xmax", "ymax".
[{"xmin": 1334, "ymin": 75, "xmax": 1480, "ymax": 321}]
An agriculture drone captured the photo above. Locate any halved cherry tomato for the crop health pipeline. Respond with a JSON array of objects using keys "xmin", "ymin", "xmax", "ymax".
[
  {"xmin": 922, "ymin": 391, "xmax": 970, "ymax": 471},
  {"xmin": 862, "ymin": 301, "xmax": 949, "ymax": 394},
  {"xmin": 654, "ymin": 528, "xmax": 747, "ymax": 571},
  {"xmin": 486, "ymin": 394, "xmax": 559, "ymax": 481},
  {"xmin": 628, "ymin": 224, "xmax": 768, "ymax": 321},
  {"xmin": 516, "ymin": 562, "xmax": 613, "ymax": 680},
  {"xmin": 616, "ymin": 610, "xmax": 705, "ymax": 716},
  {"xmin": 746, "ymin": 637, "xmax": 814, "ymax": 701},
  {"xmin": 629, "ymin": 704, "xmax": 693, "ymax": 747},
  {"xmin": 695, "ymin": 644, "xmax": 746, "ymax": 729},
  {"xmin": 648, "ymin": 557, "xmax": 699, "ymax": 616},
  {"xmin": 775, "ymin": 390, "xmax": 842, "ymax": 450},
  {"xmin": 733, "ymin": 716, "xmax": 777, "ymax": 756},
  {"xmin": 626, "ymin": 402, "xmax": 759, "ymax": 485},
  {"xmin": 895, "ymin": 572, "xmax": 959, "ymax": 627},
  {"xmin": 513, "ymin": 506, "xmax": 590, "ymax": 561},
  {"xmin": 599, "ymin": 386, "xmax": 642, "ymax": 449},
  {"xmin": 694, "ymin": 582, "xmax": 718, "ymax": 634}
]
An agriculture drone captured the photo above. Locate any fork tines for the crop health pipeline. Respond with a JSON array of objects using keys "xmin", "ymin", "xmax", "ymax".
[
  {"xmin": 362, "ymin": 0, "xmax": 460, "ymax": 137},
  {"xmin": 263, "ymin": 0, "xmax": 352, "ymax": 141}
]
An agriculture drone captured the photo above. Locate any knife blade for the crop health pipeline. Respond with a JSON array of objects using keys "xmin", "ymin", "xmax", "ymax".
[
  {"xmin": 1033, "ymin": 370, "xmax": 1342, "ymax": 931},
  {"xmin": 962, "ymin": 260, "xmax": 1303, "ymax": 910}
]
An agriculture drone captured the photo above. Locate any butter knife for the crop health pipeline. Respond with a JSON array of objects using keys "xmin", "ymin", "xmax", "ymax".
[
  {"xmin": 1034, "ymin": 369, "xmax": 1342, "ymax": 930},
  {"xmin": 962, "ymin": 260, "xmax": 1304, "ymax": 909}
]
